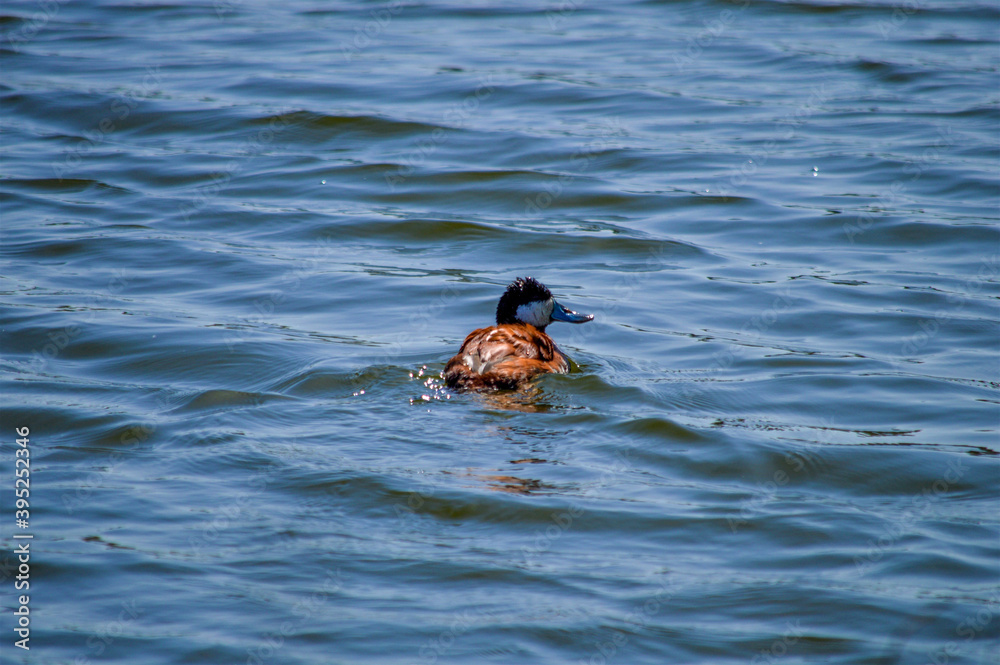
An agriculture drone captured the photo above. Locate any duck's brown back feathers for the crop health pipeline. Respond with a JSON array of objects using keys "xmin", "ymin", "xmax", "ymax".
[{"xmin": 443, "ymin": 323, "xmax": 570, "ymax": 391}]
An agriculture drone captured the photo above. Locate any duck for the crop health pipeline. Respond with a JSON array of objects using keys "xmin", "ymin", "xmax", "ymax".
[{"xmin": 443, "ymin": 277, "xmax": 593, "ymax": 391}]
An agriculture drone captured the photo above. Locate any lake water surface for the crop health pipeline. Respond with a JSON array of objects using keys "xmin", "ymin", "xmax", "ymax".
[{"xmin": 2, "ymin": 0, "xmax": 999, "ymax": 663}]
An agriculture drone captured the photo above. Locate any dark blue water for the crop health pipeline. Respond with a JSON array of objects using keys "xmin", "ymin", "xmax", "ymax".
[{"xmin": 2, "ymin": 1, "xmax": 999, "ymax": 663}]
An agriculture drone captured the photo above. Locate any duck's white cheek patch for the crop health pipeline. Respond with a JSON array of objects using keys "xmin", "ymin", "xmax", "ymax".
[{"xmin": 515, "ymin": 299, "xmax": 553, "ymax": 328}]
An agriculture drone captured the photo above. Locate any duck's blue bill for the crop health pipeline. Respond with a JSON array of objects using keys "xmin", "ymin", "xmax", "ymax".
[{"xmin": 551, "ymin": 300, "xmax": 594, "ymax": 324}]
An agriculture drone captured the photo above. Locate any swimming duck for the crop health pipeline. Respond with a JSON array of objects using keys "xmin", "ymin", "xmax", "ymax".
[{"xmin": 443, "ymin": 277, "xmax": 593, "ymax": 391}]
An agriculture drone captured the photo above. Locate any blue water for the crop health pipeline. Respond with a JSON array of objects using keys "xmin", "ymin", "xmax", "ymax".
[{"xmin": 2, "ymin": 0, "xmax": 999, "ymax": 663}]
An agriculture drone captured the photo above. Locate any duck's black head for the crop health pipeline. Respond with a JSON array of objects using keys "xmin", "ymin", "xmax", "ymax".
[{"xmin": 495, "ymin": 276, "xmax": 594, "ymax": 331}]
